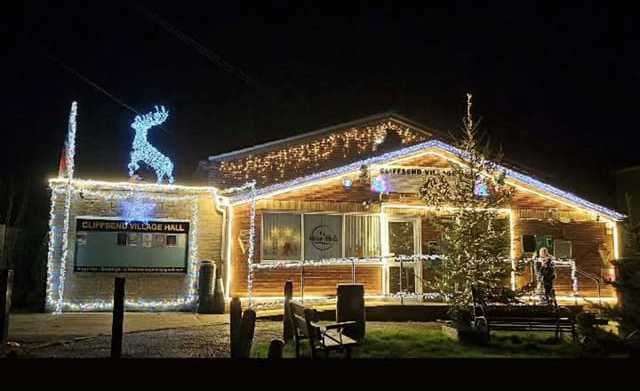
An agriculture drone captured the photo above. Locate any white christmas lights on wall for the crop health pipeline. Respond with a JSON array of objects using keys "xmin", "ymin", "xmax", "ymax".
[{"xmin": 229, "ymin": 139, "xmax": 625, "ymax": 222}]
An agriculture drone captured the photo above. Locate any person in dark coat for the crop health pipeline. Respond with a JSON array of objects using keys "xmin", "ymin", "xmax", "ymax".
[{"xmin": 538, "ymin": 247, "xmax": 556, "ymax": 304}]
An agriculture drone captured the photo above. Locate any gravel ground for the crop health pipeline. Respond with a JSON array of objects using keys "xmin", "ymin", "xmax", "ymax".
[{"xmin": 15, "ymin": 320, "xmax": 283, "ymax": 358}]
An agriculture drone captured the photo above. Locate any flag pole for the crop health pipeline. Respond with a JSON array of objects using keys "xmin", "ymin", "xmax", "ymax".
[{"xmin": 55, "ymin": 101, "xmax": 77, "ymax": 313}]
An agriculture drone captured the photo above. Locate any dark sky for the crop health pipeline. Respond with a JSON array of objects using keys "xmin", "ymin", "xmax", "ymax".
[{"xmin": 6, "ymin": 1, "xmax": 640, "ymax": 211}]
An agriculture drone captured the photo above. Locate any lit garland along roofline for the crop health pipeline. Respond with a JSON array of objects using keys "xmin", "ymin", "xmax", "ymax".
[
  {"xmin": 229, "ymin": 139, "xmax": 626, "ymax": 221},
  {"xmin": 48, "ymin": 177, "xmax": 223, "ymax": 193}
]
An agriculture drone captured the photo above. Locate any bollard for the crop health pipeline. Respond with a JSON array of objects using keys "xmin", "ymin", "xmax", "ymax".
[
  {"xmin": 239, "ymin": 308, "xmax": 256, "ymax": 358},
  {"xmin": 229, "ymin": 297, "xmax": 242, "ymax": 358},
  {"xmin": 111, "ymin": 277, "xmax": 125, "ymax": 358},
  {"xmin": 268, "ymin": 338, "xmax": 284, "ymax": 359},
  {"xmin": 198, "ymin": 261, "xmax": 216, "ymax": 313},
  {"xmin": 283, "ymin": 280, "xmax": 293, "ymax": 342},
  {"xmin": 1, "ymin": 270, "xmax": 13, "ymax": 355},
  {"xmin": 212, "ymin": 276, "xmax": 226, "ymax": 314}
]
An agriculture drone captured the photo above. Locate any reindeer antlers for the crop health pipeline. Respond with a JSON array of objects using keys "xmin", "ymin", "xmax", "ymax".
[{"xmin": 132, "ymin": 105, "xmax": 169, "ymax": 130}]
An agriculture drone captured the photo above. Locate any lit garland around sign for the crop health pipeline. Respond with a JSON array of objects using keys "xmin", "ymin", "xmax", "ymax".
[
  {"xmin": 128, "ymin": 105, "xmax": 175, "ymax": 184},
  {"xmin": 46, "ymin": 178, "xmax": 259, "ymax": 311},
  {"xmin": 47, "ymin": 183, "xmax": 199, "ymax": 311}
]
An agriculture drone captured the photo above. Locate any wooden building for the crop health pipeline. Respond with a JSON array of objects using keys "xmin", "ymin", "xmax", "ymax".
[
  {"xmin": 200, "ymin": 113, "xmax": 624, "ymax": 302},
  {"xmin": 46, "ymin": 113, "xmax": 625, "ymax": 311}
]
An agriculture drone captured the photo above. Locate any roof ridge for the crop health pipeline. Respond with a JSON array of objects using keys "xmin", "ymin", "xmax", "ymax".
[{"xmin": 206, "ymin": 112, "xmax": 435, "ymax": 161}]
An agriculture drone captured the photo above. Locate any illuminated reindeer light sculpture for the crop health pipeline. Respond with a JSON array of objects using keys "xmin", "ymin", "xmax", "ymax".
[{"xmin": 128, "ymin": 105, "xmax": 175, "ymax": 184}]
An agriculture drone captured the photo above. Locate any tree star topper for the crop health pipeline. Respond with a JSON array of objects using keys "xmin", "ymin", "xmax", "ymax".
[{"xmin": 128, "ymin": 105, "xmax": 175, "ymax": 184}]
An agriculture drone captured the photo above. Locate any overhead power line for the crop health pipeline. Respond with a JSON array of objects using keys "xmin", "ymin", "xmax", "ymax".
[{"xmin": 133, "ymin": 3, "xmax": 260, "ymax": 88}]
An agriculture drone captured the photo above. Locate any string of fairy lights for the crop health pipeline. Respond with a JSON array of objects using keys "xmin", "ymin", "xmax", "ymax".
[
  {"xmin": 216, "ymin": 121, "xmax": 427, "ymax": 186},
  {"xmin": 229, "ymin": 139, "xmax": 625, "ymax": 222}
]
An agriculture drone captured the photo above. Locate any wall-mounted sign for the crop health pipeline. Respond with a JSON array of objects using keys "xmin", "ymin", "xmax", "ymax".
[
  {"xmin": 379, "ymin": 166, "xmax": 454, "ymax": 194},
  {"xmin": 304, "ymin": 215, "xmax": 342, "ymax": 260},
  {"xmin": 76, "ymin": 219, "xmax": 188, "ymax": 234},
  {"xmin": 74, "ymin": 218, "xmax": 189, "ymax": 273}
]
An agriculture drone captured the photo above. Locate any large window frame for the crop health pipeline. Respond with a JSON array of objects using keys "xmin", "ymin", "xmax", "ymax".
[{"xmin": 260, "ymin": 211, "xmax": 381, "ymax": 263}]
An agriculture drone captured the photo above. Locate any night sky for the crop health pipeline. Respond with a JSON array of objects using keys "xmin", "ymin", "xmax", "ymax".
[{"xmin": 6, "ymin": 1, "xmax": 640, "ymax": 218}]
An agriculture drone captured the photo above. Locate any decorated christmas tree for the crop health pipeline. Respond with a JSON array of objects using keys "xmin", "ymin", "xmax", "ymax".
[{"xmin": 420, "ymin": 94, "xmax": 515, "ymax": 310}]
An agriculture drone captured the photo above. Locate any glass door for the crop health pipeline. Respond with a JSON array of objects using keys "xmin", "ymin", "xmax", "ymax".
[{"xmin": 387, "ymin": 218, "xmax": 421, "ymax": 294}]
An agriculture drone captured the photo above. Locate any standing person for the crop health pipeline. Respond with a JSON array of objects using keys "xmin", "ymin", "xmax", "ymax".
[{"xmin": 538, "ymin": 247, "xmax": 556, "ymax": 304}]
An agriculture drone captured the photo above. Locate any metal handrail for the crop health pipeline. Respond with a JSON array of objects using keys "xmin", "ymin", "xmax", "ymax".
[{"xmin": 573, "ymin": 267, "xmax": 603, "ymax": 306}]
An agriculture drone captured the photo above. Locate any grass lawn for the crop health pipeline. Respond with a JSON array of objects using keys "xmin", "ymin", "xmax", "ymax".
[{"xmin": 252, "ymin": 321, "xmax": 581, "ymax": 358}]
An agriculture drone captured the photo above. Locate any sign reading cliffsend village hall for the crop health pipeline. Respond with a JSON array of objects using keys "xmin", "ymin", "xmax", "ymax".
[
  {"xmin": 77, "ymin": 219, "xmax": 188, "ymax": 233},
  {"xmin": 74, "ymin": 218, "xmax": 190, "ymax": 273}
]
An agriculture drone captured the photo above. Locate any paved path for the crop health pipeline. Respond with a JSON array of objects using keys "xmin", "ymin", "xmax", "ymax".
[{"xmin": 9, "ymin": 313, "xmax": 228, "ymax": 344}]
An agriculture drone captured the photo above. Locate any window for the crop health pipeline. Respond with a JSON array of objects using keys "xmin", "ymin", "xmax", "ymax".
[
  {"xmin": 261, "ymin": 212, "xmax": 380, "ymax": 262},
  {"xmin": 304, "ymin": 214, "xmax": 342, "ymax": 260},
  {"xmin": 262, "ymin": 213, "xmax": 301, "ymax": 261},
  {"xmin": 345, "ymin": 215, "xmax": 380, "ymax": 257}
]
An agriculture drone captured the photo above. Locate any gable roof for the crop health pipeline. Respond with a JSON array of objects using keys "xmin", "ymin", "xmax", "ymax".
[
  {"xmin": 228, "ymin": 139, "xmax": 625, "ymax": 221},
  {"xmin": 207, "ymin": 112, "xmax": 435, "ymax": 162}
]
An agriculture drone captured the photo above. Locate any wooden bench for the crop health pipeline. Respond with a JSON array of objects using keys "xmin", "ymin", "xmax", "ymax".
[
  {"xmin": 288, "ymin": 301, "xmax": 359, "ymax": 358},
  {"xmin": 471, "ymin": 286, "xmax": 576, "ymax": 342}
]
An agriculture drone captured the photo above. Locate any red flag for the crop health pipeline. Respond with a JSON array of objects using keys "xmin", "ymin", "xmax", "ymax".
[{"xmin": 58, "ymin": 141, "xmax": 68, "ymax": 178}]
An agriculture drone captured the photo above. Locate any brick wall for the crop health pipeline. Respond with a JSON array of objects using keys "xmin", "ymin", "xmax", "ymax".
[{"xmin": 46, "ymin": 187, "xmax": 223, "ymax": 311}]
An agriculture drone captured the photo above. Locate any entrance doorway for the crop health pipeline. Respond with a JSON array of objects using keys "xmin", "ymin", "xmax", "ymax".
[{"xmin": 387, "ymin": 218, "xmax": 421, "ymax": 295}]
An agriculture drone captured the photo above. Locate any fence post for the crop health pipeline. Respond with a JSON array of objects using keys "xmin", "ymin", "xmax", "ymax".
[
  {"xmin": 239, "ymin": 308, "xmax": 256, "ymax": 358},
  {"xmin": 268, "ymin": 338, "xmax": 284, "ymax": 359},
  {"xmin": 283, "ymin": 280, "xmax": 293, "ymax": 342},
  {"xmin": 399, "ymin": 258, "xmax": 404, "ymax": 305},
  {"xmin": 111, "ymin": 277, "xmax": 125, "ymax": 358},
  {"xmin": 230, "ymin": 297, "xmax": 242, "ymax": 358},
  {"xmin": 1, "ymin": 270, "xmax": 13, "ymax": 355}
]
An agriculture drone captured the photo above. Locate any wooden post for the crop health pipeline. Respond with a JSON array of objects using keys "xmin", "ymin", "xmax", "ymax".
[
  {"xmin": 239, "ymin": 308, "xmax": 256, "ymax": 358},
  {"xmin": 268, "ymin": 339, "xmax": 284, "ymax": 359},
  {"xmin": 110, "ymin": 277, "xmax": 125, "ymax": 358},
  {"xmin": 399, "ymin": 259, "xmax": 404, "ymax": 305},
  {"xmin": 230, "ymin": 297, "xmax": 242, "ymax": 358},
  {"xmin": 283, "ymin": 280, "xmax": 293, "ymax": 342},
  {"xmin": 1, "ymin": 270, "xmax": 13, "ymax": 354},
  {"xmin": 300, "ymin": 262, "xmax": 305, "ymax": 304},
  {"xmin": 352, "ymin": 259, "xmax": 356, "ymax": 283}
]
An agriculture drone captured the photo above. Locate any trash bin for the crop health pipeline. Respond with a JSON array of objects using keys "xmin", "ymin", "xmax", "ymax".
[
  {"xmin": 336, "ymin": 283, "xmax": 365, "ymax": 340},
  {"xmin": 198, "ymin": 260, "xmax": 216, "ymax": 313}
]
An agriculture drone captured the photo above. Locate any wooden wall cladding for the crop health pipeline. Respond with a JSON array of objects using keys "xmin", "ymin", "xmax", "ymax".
[{"xmin": 229, "ymin": 151, "xmax": 616, "ymax": 298}]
